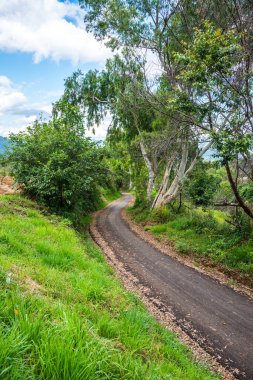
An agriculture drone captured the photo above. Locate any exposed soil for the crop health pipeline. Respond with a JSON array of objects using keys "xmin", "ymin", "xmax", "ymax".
[
  {"xmin": 91, "ymin": 194, "xmax": 253, "ymax": 380},
  {"xmin": 0, "ymin": 176, "xmax": 20, "ymax": 195}
]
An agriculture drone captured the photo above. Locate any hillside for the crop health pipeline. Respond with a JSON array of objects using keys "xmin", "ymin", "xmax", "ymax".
[
  {"xmin": 0, "ymin": 136, "xmax": 9, "ymax": 154},
  {"xmin": 0, "ymin": 195, "xmax": 218, "ymax": 379}
]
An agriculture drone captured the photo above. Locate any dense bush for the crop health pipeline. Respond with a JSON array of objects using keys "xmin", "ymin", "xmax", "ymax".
[
  {"xmin": 185, "ymin": 162, "xmax": 221, "ymax": 206},
  {"xmin": 240, "ymin": 183, "xmax": 253, "ymax": 203},
  {"xmin": 7, "ymin": 100, "xmax": 105, "ymax": 213}
]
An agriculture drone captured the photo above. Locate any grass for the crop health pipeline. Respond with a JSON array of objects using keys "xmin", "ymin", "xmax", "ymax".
[
  {"xmin": 0, "ymin": 194, "xmax": 219, "ymax": 379},
  {"xmin": 129, "ymin": 204, "xmax": 253, "ymax": 286},
  {"xmin": 99, "ymin": 186, "xmax": 122, "ymax": 206},
  {"xmin": 0, "ymin": 166, "xmax": 10, "ymax": 177}
]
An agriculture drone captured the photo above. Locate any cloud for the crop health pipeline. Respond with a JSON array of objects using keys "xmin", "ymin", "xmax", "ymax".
[
  {"xmin": 86, "ymin": 115, "xmax": 111, "ymax": 141},
  {"xmin": 0, "ymin": 115, "xmax": 37, "ymax": 137},
  {"xmin": 0, "ymin": 0, "xmax": 111, "ymax": 64},
  {"xmin": 0, "ymin": 75, "xmax": 53, "ymax": 136},
  {"xmin": 0, "ymin": 74, "xmax": 109, "ymax": 139},
  {"xmin": 0, "ymin": 76, "xmax": 27, "ymax": 114}
]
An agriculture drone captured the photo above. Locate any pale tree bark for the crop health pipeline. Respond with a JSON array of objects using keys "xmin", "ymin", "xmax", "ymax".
[
  {"xmin": 132, "ymin": 111, "xmax": 156, "ymax": 202},
  {"xmin": 153, "ymin": 140, "xmax": 212, "ymax": 208},
  {"xmin": 139, "ymin": 140, "xmax": 155, "ymax": 202},
  {"xmin": 154, "ymin": 141, "xmax": 189, "ymax": 207},
  {"xmin": 152, "ymin": 159, "xmax": 174, "ymax": 209}
]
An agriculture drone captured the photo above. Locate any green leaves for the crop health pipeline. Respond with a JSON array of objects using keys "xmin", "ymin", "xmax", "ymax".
[
  {"xmin": 8, "ymin": 99, "xmax": 105, "ymax": 213},
  {"xmin": 175, "ymin": 21, "xmax": 240, "ymax": 91},
  {"xmin": 212, "ymin": 128, "xmax": 253, "ymax": 162}
]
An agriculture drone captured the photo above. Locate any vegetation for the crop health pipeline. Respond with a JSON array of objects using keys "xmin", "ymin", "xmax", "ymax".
[
  {"xmin": 0, "ymin": 195, "xmax": 219, "ymax": 379},
  {"xmin": 75, "ymin": 0, "xmax": 253, "ymax": 217},
  {"xmin": 129, "ymin": 201, "xmax": 253, "ymax": 286},
  {"xmin": 52, "ymin": 0, "xmax": 252, "ymax": 284},
  {"xmin": 7, "ymin": 100, "xmax": 107, "ymax": 214},
  {"xmin": 1, "ymin": 1, "xmax": 253, "ymax": 377}
]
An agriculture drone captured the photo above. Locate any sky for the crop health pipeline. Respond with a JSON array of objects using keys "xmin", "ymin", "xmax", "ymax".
[{"xmin": 0, "ymin": 0, "xmax": 112, "ymax": 139}]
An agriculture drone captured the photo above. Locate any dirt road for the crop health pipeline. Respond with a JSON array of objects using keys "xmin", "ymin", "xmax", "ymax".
[{"xmin": 93, "ymin": 194, "xmax": 253, "ymax": 379}]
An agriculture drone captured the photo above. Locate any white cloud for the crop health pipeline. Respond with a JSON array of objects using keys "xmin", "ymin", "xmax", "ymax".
[
  {"xmin": 0, "ymin": 0, "xmax": 111, "ymax": 64},
  {"xmin": 0, "ymin": 76, "xmax": 27, "ymax": 114},
  {"xmin": 0, "ymin": 75, "xmax": 53, "ymax": 136},
  {"xmin": 86, "ymin": 115, "xmax": 111, "ymax": 140},
  {"xmin": 0, "ymin": 115, "xmax": 36, "ymax": 137},
  {"xmin": 0, "ymin": 74, "xmax": 109, "ymax": 139}
]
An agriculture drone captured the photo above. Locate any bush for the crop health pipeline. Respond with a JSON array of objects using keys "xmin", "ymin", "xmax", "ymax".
[
  {"xmin": 185, "ymin": 161, "xmax": 221, "ymax": 206},
  {"xmin": 240, "ymin": 183, "xmax": 253, "ymax": 202},
  {"xmin": 151, "ymin": 206, "xmax": 170, "ymax": 223},
  {"xmin": 7, "ymin": 100, "xmax": 105, "ymax": 213}
]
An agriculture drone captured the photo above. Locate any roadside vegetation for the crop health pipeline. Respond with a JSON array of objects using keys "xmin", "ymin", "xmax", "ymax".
[
  {"xmin": 0, "ymin": 195, "xmax": 219, "ymax": 379},
  {"xmin": 0, "ymin": 0, "xmax": 252, "ymax": 377}
]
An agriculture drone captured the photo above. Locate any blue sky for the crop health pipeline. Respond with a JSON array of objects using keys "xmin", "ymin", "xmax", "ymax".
[{"xmin": 0, "ymin": 0, "xmax": 111, "ymax": 138}]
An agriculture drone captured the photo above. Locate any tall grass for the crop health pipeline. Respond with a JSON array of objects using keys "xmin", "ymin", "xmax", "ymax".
[{"xmin": 0, "ymin": 195, "xmax": 218, "ymax": 379}]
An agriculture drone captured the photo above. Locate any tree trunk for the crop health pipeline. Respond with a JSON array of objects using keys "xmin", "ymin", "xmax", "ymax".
[
  {"xmin": 139, "ymin": 141, "xmax": 155, "ymax": 202},
  {"xmin": 153, "ymin": 142, "xmax": 188, "ymax": 207},
  {"xmin": 225, "ymin": 161, "xmax": 253, "ymax": 219},
  {"xmin": 153, "ymin": 140, "xmax": 213, "ymax": 208},
  {"xmin": 152, "ymin": 159, "xmax": 174, "ymax": 209}
]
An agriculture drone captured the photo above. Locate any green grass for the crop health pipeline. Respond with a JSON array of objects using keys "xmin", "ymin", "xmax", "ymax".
[
  {"xmin": 0, "ymin": 166, "xmax": 10, "ymax": 177},
  {"xmin": 129, "ymin": 204, "xmax": 253, "ymax": 286},
  {"xmin": 99, "ymin": 186, "xmax": 122, "ymax": 206},
  {"xmin": 0, "ymin": 195, "xmax": 219, "ymax": 379}
]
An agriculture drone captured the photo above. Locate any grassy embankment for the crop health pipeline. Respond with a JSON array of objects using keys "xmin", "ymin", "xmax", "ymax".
[
  {"xmin": 129, "ymin": 203, "xmax": 253, "ymax": 287},
  {"xmin": 99, "ymin": 187, "xmax": 122, "ymax": 206},
  {"xmin": 0, "ymin": 195, "xmax": 219, "ymax": 379}
]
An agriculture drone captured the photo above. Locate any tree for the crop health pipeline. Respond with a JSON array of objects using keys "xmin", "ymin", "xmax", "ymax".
[
  {"xmin": 78, "ymin": 0, "xmax": 252, "ymax": 214},
  {"xmin": 7, "ymin": 99, "xmax": 105, "ymax": 213},
  {"xmin": 78, "ymin": 0, "xmax": 214, "ymax": 207},
  {"xmin": 175, "ymin": 20, "xmax": 253, "ymax": 218}
]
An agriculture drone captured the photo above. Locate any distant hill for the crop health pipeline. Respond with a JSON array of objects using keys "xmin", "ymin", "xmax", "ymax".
[{"xmin": 0, "ymin": 136, "xmax": 9, "ymax": 154}]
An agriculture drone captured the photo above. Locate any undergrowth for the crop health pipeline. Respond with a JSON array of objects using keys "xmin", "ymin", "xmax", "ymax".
[{"xmin": 0, "ymin": 195, "xmax": 219, "ymax": 379}]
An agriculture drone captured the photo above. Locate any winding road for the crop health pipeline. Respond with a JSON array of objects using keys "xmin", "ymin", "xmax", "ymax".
[{"xmin": 94, "ymin": 194, "xmax": 253, "ymax": 379}]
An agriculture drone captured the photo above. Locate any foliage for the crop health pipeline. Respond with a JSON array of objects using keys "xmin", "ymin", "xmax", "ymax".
[
  {"xmin": 185, "ymin": 161, "xmax": 221, "ymax": 206},
  {"xmin": 0, "ymin": 195, "xmax": 219, "ymax": 379},
  {"xmin": 7, "ymin": 100, "xmax": 105, "ymax": 213},
  {"xmin": 240, "ymin": 183, "xmax": 253, "ymax": 203}
]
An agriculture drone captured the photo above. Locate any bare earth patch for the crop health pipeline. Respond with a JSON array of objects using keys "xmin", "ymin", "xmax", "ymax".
[{"xmin": 0, "ymin": 176, "xmax": 20, "ymax": 195}]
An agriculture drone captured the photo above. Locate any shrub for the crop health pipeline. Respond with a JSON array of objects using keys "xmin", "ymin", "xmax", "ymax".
[
  {"xmin": 151, "ymin": 206, "xmax": 170, "ymax": 223},
  {"xmin": 7, "ymin": 100, "xmax": 105, "ymax": 213},
  {"xmin": 185, "ymin": 161, "xmax": 221, "ymax": 206}
]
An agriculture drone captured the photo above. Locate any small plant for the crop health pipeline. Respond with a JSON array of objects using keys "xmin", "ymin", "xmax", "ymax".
[
  {"xmin": 151, "ymin": 206, "xmax": 170, "ymax": 223},
  {"xmin": 175, "ymin": 241, "xmax": 190, "ymax": 255}
]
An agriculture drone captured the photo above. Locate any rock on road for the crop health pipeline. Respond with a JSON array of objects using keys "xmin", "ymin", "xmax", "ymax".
[{"xmin": 94, "ymin": 194, "xmax": 253, "ymax": 379}]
